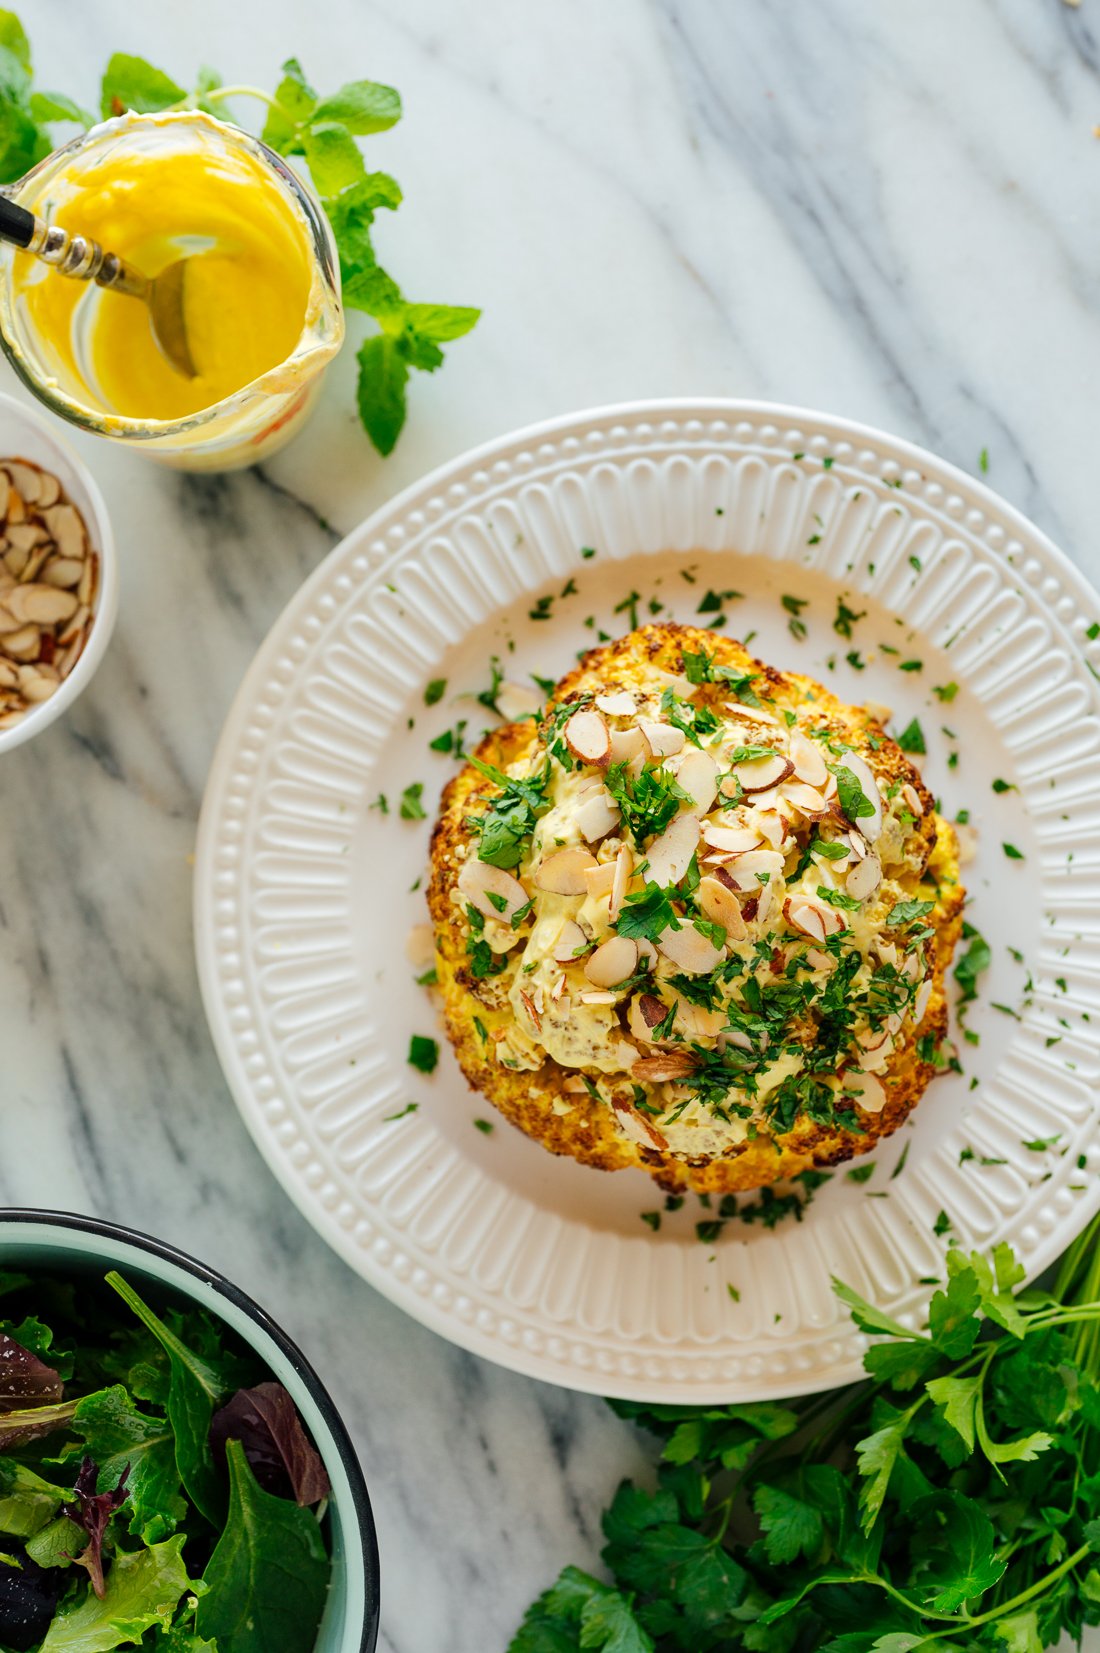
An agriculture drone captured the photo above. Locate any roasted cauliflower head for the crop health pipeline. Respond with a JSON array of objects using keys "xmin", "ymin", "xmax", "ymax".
[{"xmin": 427, "ymin": 624, "xmax": 964, "ymax": 1194}]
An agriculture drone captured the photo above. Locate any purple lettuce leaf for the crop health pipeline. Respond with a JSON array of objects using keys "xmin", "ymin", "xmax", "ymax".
[
  {"xmin": 209, "ymin": 1383, "xmax": 330, "ymax": 1507},
  {"xmin": 0, "ymin": 1331, "xmax": 62, "ymax": 1411},
  {"xmin": 61, "ymin": 1456, "xmax": 131, "ymax": 1599}
]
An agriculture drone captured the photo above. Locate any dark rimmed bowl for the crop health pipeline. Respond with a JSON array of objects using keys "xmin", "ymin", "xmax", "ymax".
[{"xmin": 0, "ymin": 1209, "xmax": 380, "ymax": 1652}]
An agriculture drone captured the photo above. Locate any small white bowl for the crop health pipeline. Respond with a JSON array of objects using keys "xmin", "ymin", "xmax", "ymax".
[{"xmin": 0, "ymin": 389, "xmax": 117, "ymax": 755}]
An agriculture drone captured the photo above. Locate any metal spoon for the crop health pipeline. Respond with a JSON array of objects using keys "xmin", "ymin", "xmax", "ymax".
[{"xmin": 0, "ymin": 193, "xmax": 196, "ymax": 379}]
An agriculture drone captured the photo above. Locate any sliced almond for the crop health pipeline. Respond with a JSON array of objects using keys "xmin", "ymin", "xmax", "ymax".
[
  {"xmin": 863, "ymin": 699, "xmax": 893, "ymax": 726},
  {"xmin": 632, "ymin": 1052, "xmax": 698, "ymax": 1082},
  {"xmin": 583, "ymin": 861, "xmax": 616, "ymax": 899},
  {"xmin": 843, "ymin": 1071, "xmax": 887, "ymax": 1114},
  {"xmin": 696, "ymin": 875, "xmax": 748, "ymax": 940},
  {"xmin": 789, "ymin": 730, "xmax": 829, "ymax": 787},
  {"xmin": 628, "ymin": 994, "xmax": 668, "ymax": 1045},
  {"xmin": 552, "ymin": 918, "xmax": 589, "ymax": 963},
  {"xmin": 584, "ymin": 935, "xmax": 639, "ymax": 989},
  {"xmin": 955, "ymin": 822, "xmax": 978, "ymax": 865},
  {"xmin": 913, "ymin": 977, "xmax": 933, "ymax": 1024},
  {"xmin": 636, "ymin": 938, "xmax": 658, "ymax": 969},
  {"xmin": 35, "ymin": 469, "xmax": 61, "ymax": 508},
  {"xmin": 594, "ymin": 690, "xmax": 637, "ymax": 716},
  {"xmin": 4, "ymin": 460, "xmax": 43, "ymax": 504},
  {"xmin": 536, "ymin": 846, "xmax": 598, "ymax": 895},
  {"xmin": 644, "ymin": 813, "xmax": 700, "ymax": 889},
  {"xmin": 609, "ymin": 843, "xmax": 633, "ymax": 922},
  {"xmin": 564, "ymin": 708, "xmax": 611, "ymax": 767},
  {"xmin": 724, "ymin": 701, "xmax": 779, "ymax": 726},
  {"xmin": 39, "ymin": 556, "xmax": 83, "ymax": 590},
  {"xmin": 552, "ymin": 972, "xmax": 569, "ymax": 1001},
  {"xmin": 720, "ymin": 848, "xmax": 785, "ymax": 891},
  {"xmin": 676, "ymin": 748, "xmax": 718, "ymax": 814},
  {"xmin": 5, "ymin": 523, "xmax": 45, "ymax": 555},
  {"xmin": 781, "ymin": 781, "xmax": 829, "ymax": 817},
  {"xmin": 1, "ymin": 584, "xmax": 78, "ymax": 628},
  {"xmin": 574, "ymin": 786, "xmax": 620, "ymax": 843},
  {"xmin": 0, "ymin": 658, "xmax": 17, "ymax": 689},
  {"xmin": 638, "ymin": 717, "xmax": 686, "ymax": 758},
  {"xmin": 784, "ymin": 894, "xmax": 847, "ymax": 942},
  {"xmin": 609, "ymin": 725, "xmax": 647, "ymax": 765},
  {"xmin": 701, "ymin": 823, "xmax": 764, "ymax": 855},
  {"xmin": 901, "ymin": 782, "xmax": 924, "ymax": 816},
  {"xmin": 0, "ymin": 623, "xmax": 40, "ymax": 661},
  {"xmin": 610, "ymin": 1096, "xmax": 669, "ymax": 1150},
  {"xmin": 77, "ymin": 553, "xmax": 98, "ymax": 609},
  {"xmin": 562, "ymin": 1074, "xmax": 590, "ymax": 1093},
  {"xmin": 845, "ymin": 852, "xmax": 882, "ymax": 902},
  {"xmin": 404, "ymin": 923, "xmax": 436, "ymax": 972},
  {"xmin": 733, "ymin": 752, "xmax": 794, "ymax": 792},
  {"xmin": 15, "ymin": 666, "xmax": 56, "ymax": 703},
  {"xmin": 580, "ymin": 989, "xmax": 617, "ymax": 1005},
  {"xmin": 656, "ymin": 921, "xmax": 724, "ymax": 974},
  {"xmin": 2, "ymin": 545, "xmax": 27, "ymax": 579},
  {"xmin": 457, "ymin": 858, "xmax": 530, "ymax": 924},
  {"xmin": 495, "ymin": 680, "xmax": 542, "ymax": 722},
  {"xmin": 519, "ymin": 990, "xmax": 542, "ymax": 1031}
]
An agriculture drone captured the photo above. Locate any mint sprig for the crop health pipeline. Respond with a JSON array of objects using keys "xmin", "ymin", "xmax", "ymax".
[{"xmin": 0, "ymin": 21, "xmax": 478, "ymax": 456}]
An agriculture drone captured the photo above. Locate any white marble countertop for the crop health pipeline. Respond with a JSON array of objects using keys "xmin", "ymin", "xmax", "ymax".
[{"xmin": 4, "ymin": 1, "xmax": 1100, "ymax": 1647}]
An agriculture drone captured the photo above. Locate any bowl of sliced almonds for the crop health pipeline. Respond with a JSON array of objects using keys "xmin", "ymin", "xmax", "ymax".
[{"xmin": 0, "ymin": 389, "xmax": 116, "ymax": 753}]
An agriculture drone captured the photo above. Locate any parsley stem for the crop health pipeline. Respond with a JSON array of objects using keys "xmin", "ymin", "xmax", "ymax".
[{"xmin": 957, "ymin": 1542, "xmax": 1092, "ymax": 1631}]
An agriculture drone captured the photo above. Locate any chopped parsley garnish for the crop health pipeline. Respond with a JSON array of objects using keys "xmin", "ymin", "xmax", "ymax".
[
  {"xmin": 992, "ymin": 777, "xmax": 1016, "ymax": 794},
  {"xmin": 369, "ymin": 793, "xmax": 389, "ymax": 814},
  {"xmin": 933, "ymin": 682, "xmax": 959, "ymax": 702},
  {"xmin": 407, "ymin": 1035, "xmax": 439, "ymax": 1074},
  {"xmin": 885, "ymin": 898, "xmax": 935, "ymax": 928},
  {"xmin": 899, "ymin": 659, "xmax": 923, "ymax": 673},
  {"xmin": 430, "ymin": 719, "xmax": 468, "ymax": 757},
  {"xmin": 697, "ymin": 587, "xmax": 742, "ymax": 614},
  {"xmin": 529, "ymin": 594, "xmax": 554, "ymax": 622},
  {"xmin": 469, "ymin": 757, "xmax": 551, "ymax": 869},
  {"xmin": 1002, "ymin": 842, "xmax": 1024, "ymax": 860},
  {"xmin": 896, "ymin": 718, "xmax": 926, "ymax": 754},
  {"xmin": 832, "ymin": 763, "xmax": 876, "ymax": 821},
  {"xmin": 833, "ymin": 597, "xmax": 866, "ymax": 639},
  {"xmin": 817, "ymin": 885, "xmax": 863, "ymax": 912},
  {"xmin": 415, "ymin": 967, "xmax": 438, "ymax": 987},
  {"xmin": 399, "ymin": 782, "xmax": 427, "ymax": 819},
  {"xmin": 580, "ymin": 545, "xmax": 596, "ymax": 559},
  {"xmin": 604, "ymin": 762, "xmax": 690, "ymax": 848},
  {"xmin": 472, "ymin": 1118, "xmax": 494, "ymax": 1134},
  {"xmin": 640, "ymin": 1211, "xmax": 661, "ymax": 1232},
  {"xmin": 615, "ymin": 882, "xmax": 680, "ymax": 943},
  {"xmin": 424, "ymin": 678, "xmax": 447, "ymax": 705},
  {"xmin": 613, "ymin": 589, "xmax": 641, "ymax": 630},
  {"xmin": 782, "ymin": 594, "xmax": 808, "ymax": 639},
  {"xmin": 383, "ymin": 1102, "xmax": 419, "ymax": 1122},
  {"xmin": 845, "ymin": 1162, "xmax": 876, "ymax": 1183},
  {"xmin": 476, "ymin": 656, "xmax": 504, "ymax": 713}
]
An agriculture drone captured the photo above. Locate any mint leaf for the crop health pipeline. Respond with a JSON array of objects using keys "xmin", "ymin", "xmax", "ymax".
[
  {"xmin": 29, "ymin": 90, "xmax": 92, "ymax": 125},
  {"xmin": 302, "ymin": 120, "xmax": 365, "ymax": 196},
  {"xmin": 195, "ymin": 1440, "xmax": 329, "ymax": 1653},
  {"xmin": 832, "ymin": 764, "xmax": 875, "ymax": 821},
  {"xmin": 0, "ymin": 12, "xmax": 29, "ymax": 72},
  {"xmin": 39, "ymin": 1536, "xmax": 191, "ymax": 1652},
  {"xmin": 311, "ymin": 78, "xmax": 401, "ymax": 133},
  {"xmin": 99, "ymin": 54, "xmax": 186, "ymax": 118},
  {"xmin": 261, "ymin": 57, "xmax": 317, "ymax": 152},
  {"xmin": 400, "ymin": 302, "xmax": 481, "ymax": 342},
  {"xmin": 356, "ymin": 333, "xmax": 408, "ymax": 456}
]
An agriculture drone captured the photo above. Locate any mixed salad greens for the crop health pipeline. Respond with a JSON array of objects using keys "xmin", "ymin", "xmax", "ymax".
[
  {"xmin": 511, "ymin": 1215, "xmax": 1100, "ymax": 1652},
  {"xmin": 0, "ymin": 10, "xmax": 479, "ymax": 455},
  {"xmin": 0, "ymin": 1267, "xmax": 332, "ymax": 1653}
]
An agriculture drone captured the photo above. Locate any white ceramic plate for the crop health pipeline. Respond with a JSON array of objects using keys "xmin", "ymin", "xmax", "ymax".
[{"xmin": 195, "ymin": 401, "xmax": 1100, "ymax": 1401}]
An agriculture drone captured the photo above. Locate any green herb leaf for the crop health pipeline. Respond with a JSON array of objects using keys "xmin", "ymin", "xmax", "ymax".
[
  {"xmin": 99, "ymin": 54, "xmax": 186, "ymax": 118},
  {"xmin": 895, "ymin": 717, "xmax": 926, "ymax": 755},
  {"xmin": 311, "ymin": 78, "xmax": 401, "ymax": 134},
  {"xmin": 355, "ymin": 332, "xmax": 409, "ymax": 457},
  {"xmin": 195, "ymin": 1440, "xmax": 329, "ymax": 1653},
  {"xmin": 70, "ymin": 1386, "xmax": 186, "ymax": 1544},
  {"xmin": 40, "ymin": 1535, "xmax": 192, "ymax": 1653},
  {"xmin": 407, "ymin": 1035, "xmax": 438, "ymax": 1074}
]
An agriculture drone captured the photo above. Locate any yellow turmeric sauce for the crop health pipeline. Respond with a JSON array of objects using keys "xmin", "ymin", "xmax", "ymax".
[{"xmin": 13, "ymin": 140, "xmax": 314, "ymax": 422}]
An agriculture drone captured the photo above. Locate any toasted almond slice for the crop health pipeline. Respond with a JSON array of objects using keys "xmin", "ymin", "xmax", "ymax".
[
  {"xmin": 39, "ymin": 556, "xmax": 84, "ymax": 590},
  {"xmin": 57, "ymin": 602, "xmax": 88, "ymax": 647},
  {"xmin": 562, "ymin": 1074, "xmax": 590, "ymax": 1093},
  {"xmin": 856, "ymin": 1029, "xmax": 894, "ymax": 1071},
  {"xmin": 845, "ymin": 852, "xmax": 882, "ymax": 902},
  {"xmin": 901, "ymin": 782, "xmax": 924, "ymax": 816},
  {"xmin": 628, "ymin": 994, "xmax": 665, "ymax": 1045},
  {"xmin": 2, "ymin": 545, "xmax": 27, "ymax": 579},
  {"xmin": 632, "ymin": 1051, "xmax": 698, "ymax": 1082},
  {"xmin": 536, "ymin": 846, "xmax": 598, "ymax": 895},
  {"xmin": 584, "ymin": 934, "xmax": 639, "ymax": 988},
  {"xmin": 6, "ymin": 522, "xmax": 46, "ymax": 554},
  {"xmin": 519, "ymin": 989, "xmax": 542, "ymax": 1031},
  {"xmin": 0, "ymin": 658, "xmax": 17, "ymax": 689},
  {"xmin": 0, "ymin": 623, "xmax": 40, "ymax": 661},
  {"xmin": 595, "ymin": 690, "xmax": 637, "ymax": 716},
  {"xmin": 553, "ymin": 918, "xmax": 589, "ymax": 963},
  {"xmin": 676, "ymin": 748, "xmax": 718, "ymax": 814},
  {"xmin": 836, "ymin": 750, "xmax": 882, "ymax": 840},
  {"xmin": 15, "ymin": 665, "xmax": 57, "ymax": 703},
  {"xmin": 3, "ymin": 484, "xmax": 23, "ymax": 523},
  {"xmin": 781, "ymin": 781, "xmax": 829, "ymax": 817},
  {"xmin": 495, "ymin": 680, "xmax": 543, "ymax": 722},
  {"xmin": 656, "ymin": 920, "xmax": 723, "ymax": 974},
  {"xmin": 609, "ymin": 725, "xmax": 647, "ymax": 765},
  {"xmin": 610, "ymin": 1095, "xmax": 670, "ymax": 1150},
  {"xmin": 2, "ymin": 583, "xmax": 78, "ymax": 627},
  {"xmin": 701, "ymin": 823, "xmax": 764, "ymax": 855},
  {"xmin": 564, "ymin": 707, "xmax": 611, "ymax": 766},
  {"xmin": 720, "ymin": 848, "xmax": 785, "ymax": 891},
  {"xmin": 609, "ymin": 843, "xmax": 632, "ymax": 922},
  {"xmin": 4, "ymin": 460, "xmax": 43, "ymax": 505},
  {"xmin": 583, "ymin": 861, "xmax": 616, "ymax": 899},
  {"xmin": 637, "ymin": 938, "xmax": 658, "ymax": 969},
  {"xmin": 724, "ymin": 701, "xmax": 779, "ymax": 726},
  {"xmin": 552, "ymin": 972, "xmax": 569, "ymax": 1001},
  {"xmin": 846, "ymin": 830, "xmax": 868, "ymax": 861},
  {"xmin": 35, "ymin": 469, "xmax": 61, "ymax": 508},
  {"xmin": 734, "ymin": 752, "xmax": 794, "ymax": 792},
  {"xmin": 457, "ymin": 858, "xmax": 530, "ymax": 923},
  {"xmin": 913, "ymin": 978, "xmax": 933, "ymax": 1023},
  {"xmin": 789, "ymin": 730, "xmax": 829, "ymax": 787},
  {"xmin": 784, "ymin": 894, "xmax": 847, "ymax": 942},
  {"xmin": 696, "ymin": 875, "xmax": 747, "ymax": 941},
  {"xmin": 843, "ymin": 1071, "xmax": 887, "ymax": 1114},
  {"xmin": 404, "ymin": 923, "xmax": 436, "ymax": 972},
  {"xmin": 863, "ymin": 699, "xmax": 893, "ymax": 726},
  {"xmin": 580, "ymin": 989, "xmax": 617, "ymax": 1005},
  {"xmin": 638, "ymin": 717, "xmax": 686, "ymax": 758},
  {"xmin": 645, "ymin": 813, "xmax": 700, "ymax": 889},
  {"xmin": 77, "ymin": 552, "xmax": 98, "ymax": 609},
  {"xmin": 574, "ymin": 785, "xmax": 620, "ymax": 843},
  {"xmin": 955, "ymin": 821, "xmax": 978, "ymax": 865}
]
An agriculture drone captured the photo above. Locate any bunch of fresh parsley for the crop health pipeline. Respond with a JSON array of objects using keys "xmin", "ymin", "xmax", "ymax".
[
  {"xmin": 0, "ymin": 11, "xmax": 479, "ymax": 454},
  {"xmin": 510, "ymin": 1215, "xmax": 1100, "ymax": 1652}
]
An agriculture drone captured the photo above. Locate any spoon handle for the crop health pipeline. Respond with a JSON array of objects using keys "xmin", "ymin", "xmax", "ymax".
[{"xmin": 0, "ymin": 197, "xmax": 146, "ymax": 298}]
